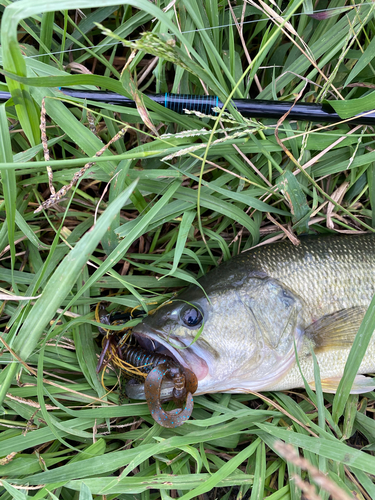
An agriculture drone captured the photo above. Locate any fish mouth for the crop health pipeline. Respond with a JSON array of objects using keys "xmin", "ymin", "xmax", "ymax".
[{"xmin": 132, "ymin": 323, "xmax": 209, "ymax": 381}]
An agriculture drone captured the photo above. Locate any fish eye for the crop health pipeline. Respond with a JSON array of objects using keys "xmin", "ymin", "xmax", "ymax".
[{"xmin": 180, "ymin": 305, "xmax": 203, "ymax": 328}]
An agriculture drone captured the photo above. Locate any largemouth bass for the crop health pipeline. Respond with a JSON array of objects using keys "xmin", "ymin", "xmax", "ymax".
[{"xmin": 131, "ymin": 234, "xmax": 375, "ymax": 400}]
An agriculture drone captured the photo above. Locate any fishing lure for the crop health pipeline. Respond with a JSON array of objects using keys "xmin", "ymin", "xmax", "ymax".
[
  {"xmin": 96, "ymin": 305, "xmax": 198, "ymax": 427},
  {"xmin": 144, "ymin": 362, "xmax": 197, "ymax": 428},
  {"xmin": 119, "ymin": 343, "xmax": 198, "ymax": 427}
]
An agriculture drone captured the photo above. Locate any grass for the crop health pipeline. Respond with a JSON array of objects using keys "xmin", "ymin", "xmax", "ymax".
[{"xmin": 1, "ymin": 0, "xmax": 375, "ymax": 498}]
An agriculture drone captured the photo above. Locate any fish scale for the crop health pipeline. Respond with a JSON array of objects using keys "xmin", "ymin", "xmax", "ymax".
[{"xmin": 249, "ymin": 237, "xmax": 375, "ymax": 319}]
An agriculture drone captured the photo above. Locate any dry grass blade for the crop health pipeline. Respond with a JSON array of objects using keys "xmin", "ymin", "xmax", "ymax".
[
  {"xmin": 35, "ymin": 111, "xmax": 128, "ymax": 213},
  {"xmin": 326, "ymin": 181, "xmax": 349, "ymax": 229},
  {"xmin": 275, "ymin": 442, "xmax": 354, "ymax": 500}
]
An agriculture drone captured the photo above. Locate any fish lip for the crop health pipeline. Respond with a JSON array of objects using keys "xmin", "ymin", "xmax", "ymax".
[{"xmin": 132, "ymin": 323, "xmax": 208, "ymax": 381}]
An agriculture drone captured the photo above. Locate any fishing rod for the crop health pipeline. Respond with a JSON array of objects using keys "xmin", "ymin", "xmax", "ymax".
[{"xmin": 1, "ymin": 88, "xmax": 374, "ymax": 125}]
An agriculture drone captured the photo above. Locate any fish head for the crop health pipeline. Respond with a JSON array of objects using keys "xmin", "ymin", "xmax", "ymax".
[{"xmin": 133, "ymin": 271, "xmax": 306, "ymax": 394}]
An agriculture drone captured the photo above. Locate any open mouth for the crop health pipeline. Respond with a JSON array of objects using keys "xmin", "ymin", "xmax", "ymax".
[{"xmin": 132, "ymin": 323, "xmax": 209, "ymax": 381}]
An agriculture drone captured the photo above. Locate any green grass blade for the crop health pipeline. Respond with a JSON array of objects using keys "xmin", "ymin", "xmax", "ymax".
[
  {"xmin": 0, "ymin": 479, "xmax": 28, "ymax": 500},
  {"xmin": 250, "ymin": 440, "xmax": 266, "ymax": 500},
  {"xmin": 161, "ymin": 210, "xmax": 196, "ymax": 278},
  {"xmin": 332, "ymin": 292, "xmax": 375, "ymax": 423},
  {"xmin": 0, "ymin": 104, "xmax": 17, "ymax": 282},
  {"xmin": 39, "ymin": 12, "xmax": 55, "ymax": 64},
  {"xmin": 79, "ymin": 482, "xmax": 93, "ymax": 500}
]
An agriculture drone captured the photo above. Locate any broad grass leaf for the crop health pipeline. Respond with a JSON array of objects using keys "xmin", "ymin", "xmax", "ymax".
[
  {"xmin": 350, "ymin": 468, "xmax": 375, "ymax": 498},
  {"xmin": 345, "ymin": 37, "xmax": 375, "ymax": 86},
  {"xmin": 325, "ymin": 93, "xmax": 375, "ymax": 120},
  {"xmin": 276, "ymin": 170, "xmax": 310, "ymax": 232},
  {"xmin": 79, "ymin": 482, "xmax": 93, "ymax": 500},
  {"xmin": 62, "ymin": 473, "xmax": 254, "ymax": 495}
]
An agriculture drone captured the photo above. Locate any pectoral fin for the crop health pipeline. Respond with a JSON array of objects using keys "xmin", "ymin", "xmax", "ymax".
[
  {"xmin": 305, "ymin": 307, "xmax": 366, "ymax": 353},
  {"xmin": 309, "ymin": 375, "xmax": 375, "ymax": 394}
]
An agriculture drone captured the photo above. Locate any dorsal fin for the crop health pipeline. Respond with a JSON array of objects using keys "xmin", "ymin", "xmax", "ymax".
[{"xmin": 305, "ymin": 307, "xmax": 366, "ymax": 353}]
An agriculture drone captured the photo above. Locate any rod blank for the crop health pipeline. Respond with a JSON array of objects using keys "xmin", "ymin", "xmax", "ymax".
[{"xmin": 1, "ymin": 89, "xmax": 374, "ymax": 125}]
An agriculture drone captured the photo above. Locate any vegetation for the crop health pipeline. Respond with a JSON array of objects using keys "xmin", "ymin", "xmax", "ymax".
[{"xmin": 1, "ymin": 0, "xmax": 375, "ymax": 498}]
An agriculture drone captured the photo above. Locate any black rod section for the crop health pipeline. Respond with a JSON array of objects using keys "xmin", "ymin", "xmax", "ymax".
[{"xmin": 1, "ymin": 89, "xmax": 374, "ymax": 125}]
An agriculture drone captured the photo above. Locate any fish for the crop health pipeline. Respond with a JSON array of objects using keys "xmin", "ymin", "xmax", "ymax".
[{"xmin": 129, "ymin": 234, "xmax": 375, "ymax": 403}]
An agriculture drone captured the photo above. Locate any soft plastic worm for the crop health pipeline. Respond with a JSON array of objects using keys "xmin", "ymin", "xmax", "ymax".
[
  {"xmin": 120, "ymin": 345, "xmax": 170, "ymax": 374},
  {"xmin": 97, "ymin": 336, "xmax": 173, "ymax": 378},
  {"xmin": 144, "ymin": 363, "xmax": 198, "ymax": 428}
]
